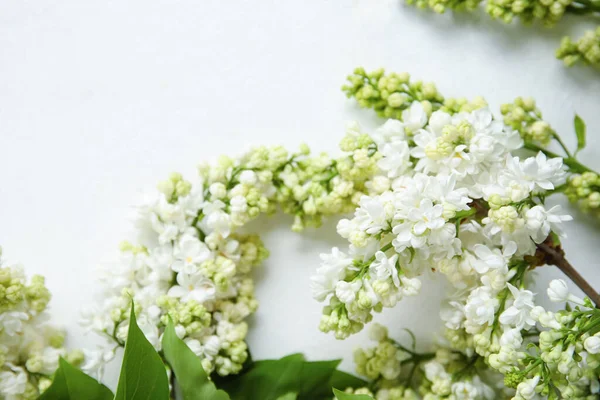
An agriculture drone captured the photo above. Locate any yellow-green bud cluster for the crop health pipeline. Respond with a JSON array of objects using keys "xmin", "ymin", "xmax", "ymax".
[
  {"xmin": 275, "ymin": 149, "xmax": 367, "ymax": 232},
  {"xmin": 500, "ymin": 97, "xmax": 553, "ymax": 146},
  {"xmin": 443, "ymin": 328, "xmax": 475, "ymax": 353},
  {"xmin": 24, "ymin": 275, "xmax": 51, "ymax": 314},
  {"xmin": 439, "ymin": 96, "xmax": 488, "ymax": 115},
  {"xmin": 343, "ymin": 68, "xmax": 487, "ymax": 123},
  {"xmin": 353, "ymin": 339, "xmax": 405, "ymax": 380},
  {"xmin": 199, "ymin": 142, "xmax": 378, "ymax": 233},
  {"xmin": 557, "ymin": 27, "xmax": 600, "ymax": 69},
  {"xmin": 157, "ymin": 172, "xmax": 192, "ymax": 203},
  {"xmin": 566, "ymin": 172, "xmax": 600, "ymax": 211},
  {"xmin": 0, "ymin": 267, "xmax": 50, "ymax": 316},
  {"xmin": 0, "ymin": 254, "xmax": 81, "ymax": 399},
  {"xmin": 319, "ymin": 300, "xmax": 369, "ymax": 340},
  {"xmin": 342, "ymin": 68, "xmax": 443, "ymax": 120},
  {"xmin": 230, "ymin": 233, "xmax": 269, "ymax": 275},
  {"xmin": 158, "ymin": 297, "xmax": 212, "ymax": 334},
  {"xmin": 0, "ymin": 266, "xmax": 25, "ymax": 312},
  {"xmin": 118, "ymin": 241, "xmax": 148, "ymax": 254},
  {"xmin": 406, "ymin": 0, "xmax": 483, "ymax": 14},
  {"xmin": 213, "ymin": 321, "xmax": 250, "ymax": 376},
  {"xmin": 407, "ymin": 0, "xmax": 573, "ymax": 24},
  {"xmin": 215, "ymin": 337, "xmax": 248, "ymax": 376},
  {"xmin": 505, "ymin": 305, "xmax": 600, "ymax": 397},
  {"xmin": 485, "ymin": 0, "xmax": 572, "ymax": 25},
  {"xmin": 425, "ymin": 121, "xmax": 475, "ymax": 160}
]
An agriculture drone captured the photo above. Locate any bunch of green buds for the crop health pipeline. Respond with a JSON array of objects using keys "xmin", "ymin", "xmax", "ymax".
[
  {"xmin": 565, "ymin": 171, "xmax": 600, "ymax": 211},
  {"xmin": 0, "ymin": 247, "xmax": 82, "ymax": 399},
  {"xmin": 502, "ymin": 281, "xmax": 600, "ymax": 399},
  {"xmin": 342, "ymin": 68, "xmax": 486, "ymax": 122},
  {"xmin": 557, "ymin": 27, "xmax": 600, "ymax": 69},
  {"xmin": 404, "ymin": 0, "xmax": 600, "ymax": 72},
  {"xmin": 343, "ymin": 324, "xmax": 501, "ymax": 399},
  {"xmin": 500, "ymin": 97, "xmax": 554, "ymax": 147}
]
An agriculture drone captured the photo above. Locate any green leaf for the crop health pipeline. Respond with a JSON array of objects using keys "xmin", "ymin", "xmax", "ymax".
[
  {"xmin": 162, "ymin": 318, "xmax": 230, "ymax": 400},
  {"xmin": 39, "ymin": 364, "xmax": 68, "ymax": 400},
  {"xmin": 332, "ymin": 388, "xmax": 374, "ymax": 399},
  {"xmin": 276, "ymin": 394, "xmax": 298, "ymax": 400},
  {"xmin": 39, "ymin": 358, "xmax": 113, "ymax": 400},
  {"xmin": 114, "ymin": 307, "xmax": 170, "ymax": 400},
  {"xmin": 218, "ymin": 353, "xmax": 305, "ymax": 400},
  {"xmin": 328, "ymin": 369, "xmax": 368, "ymax": 391},
  {"xmin": 218, "ymin": 354, "xmax": 366, "ymax": 400},
  {"xmin": 574, "ymin": 114, "xmax": 586, "ymax": 155},
  {"xmin": 296, "ymin": 359, "xmax": 341, "ymax": 399}
]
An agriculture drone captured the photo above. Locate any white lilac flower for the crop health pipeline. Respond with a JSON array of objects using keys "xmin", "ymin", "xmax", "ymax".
[
  {"xmin": 393, "ymin": 198, "xmax": 445, "ymax": 250},
  {"xmin": 464, "ymin": 286, "xmax": 499, "ymax": 332},
  {"xmin": 200, "ymin": 200, "xmax": 232, "ymax": 237},
  {"xmin": 547, "ymin": 279, "xmax": 570, "ymax": 302},
  {"xmin": 402, "ymin": 101, "xmax": 428, "ymax": 132},
  {"xmin": 0, "ymin": 312, "xmax": 28, "ymax": 336},
  {"xmin": 502, "ymin": 152, "xmax": 565, "ymax": 199},
  {"xmin": 472, "ymin": 242, "xmax": 516, "ymax": 274},
  {"xmin": 172, "ymin": 235, "xmax": 212, "ymax": 274},
  {"xmin": 547, "ymin": 279, "xmax": 584, "ymax": 304},
  {"xmin": 311, "ymin": 248, "xmax": 354, "ymax": 302},
  {"xmin": 411, "ymin": 108, "xmax": 517, "ymax": 179},
  {"xmin": 450, "ymin": 381, "xmax": 478, "ymax": 399},
  {"xmin": 530, "ymin": 306, "xmax": 561, "ymax": 330},
  {"xmin": 584, "ymin": 335, "xmax": 600, "ymax": 354},
  {"xmin": 354, "ymin": 194, "xmax": 394, "ymax": 235},
  {"xmin": 515, "ymin": 376, "xmax": 540, "ymax": 400},
  {"xmin": 371, "ymin": 119, "xmax": 406, "ymax": 147},
  {"xmin": 525, "ymin": 205, "xmax": 572, "ymax": 243},
  {"xmin": 168, "ymin": 273, "xmax": 217, "ymax": 303},
  {"xmin": 81, "ymin": 348, "xmax": 116, "ymax": 379},
  {"xmin": 369, "ymin": 251, "xmax": 400, "ymax": 287},
  {"xmin": 0, "ymin": 366, "xmax": 27, "ymax": 397},
  {"xmin": 499, "ymin": 328, "xmax": 523, "ymax": 349},
  {"xmin": 378, "ymin": 141, "xmax": 411, "ymax": 178},
  {"xmin": 400, "ymin": 276, "xmax": 422, "ymax": 296},
  {"xmin": 335, "ymin": 280, "xmax": 362, "ymax": 305},
  {"xmin": 498, "ymin": 284, "xmax": 536, "ymax": 330},
  {"xmin": 146, "ymin": 244, "xmax": 177, "ymax": 282}
]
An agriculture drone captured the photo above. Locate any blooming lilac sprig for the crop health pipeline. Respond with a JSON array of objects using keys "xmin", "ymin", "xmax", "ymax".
[
  {"xmin": 312, "ymin": 100, "xmax": 569, "ymax": 339},
  {"xmin": 347, "ymin": 68, "xmax": 600, "ymax": 217},
  {"xmin": 0, "ymin": 248, "xmax": 83, "ymax": 399},
  {"xmin": 404, "ymin": 0, "xmax": 600, "ymax": 71},
  {"xmin": 83, "ymin": 135, "xmax": 382, "ymax": 377}
]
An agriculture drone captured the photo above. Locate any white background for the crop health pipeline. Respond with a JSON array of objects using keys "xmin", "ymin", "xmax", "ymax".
[{"xmin": 2, "ymin": 0, "xmax": 600, "ymax": 389}]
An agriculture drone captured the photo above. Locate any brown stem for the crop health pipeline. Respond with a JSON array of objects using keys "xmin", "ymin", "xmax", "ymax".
[{"xmin": 537, "ymin": 243, "xmax": 600, "ymax": 306}]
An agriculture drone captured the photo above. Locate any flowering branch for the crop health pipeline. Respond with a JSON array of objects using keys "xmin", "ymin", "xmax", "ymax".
[
  {"xmin": 404, "ymin": 0, "xmax": 600, "ymax": 71},
  {"xmin": 333, "ymin": 69, "xmax": 600, "ymax": 397}
]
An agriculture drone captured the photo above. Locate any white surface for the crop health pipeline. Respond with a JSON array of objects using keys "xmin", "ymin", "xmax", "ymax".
[{"xmin": 2, "ymin": 0, "xmax": 600, "ymax": 388}]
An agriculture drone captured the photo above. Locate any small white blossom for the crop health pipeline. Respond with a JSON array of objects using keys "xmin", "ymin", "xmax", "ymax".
[
  {"xmin": 499, "ymin": 284, "xmax": 536, "ymax": 330},
  {"xmin": 585, "ymin": 336, "xmax": 600, "ymax": 354},
  {"xmin": 168, "ymin": 273, "xmax": 216, "ymax": 303}
]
